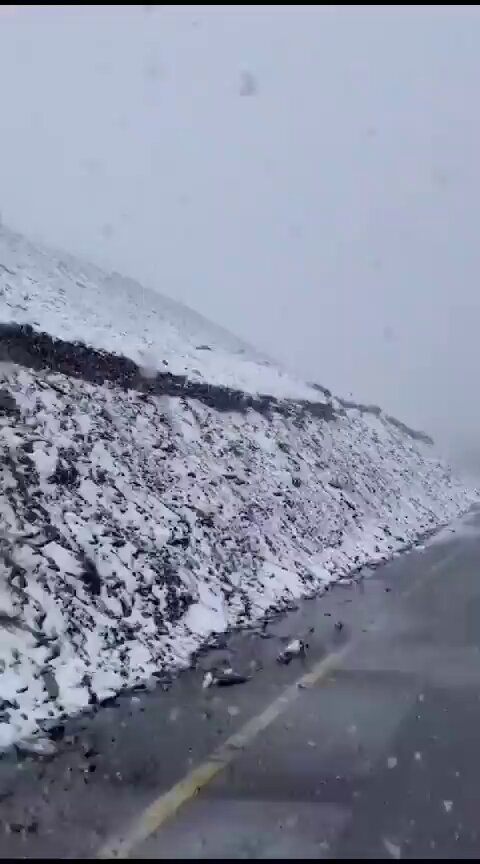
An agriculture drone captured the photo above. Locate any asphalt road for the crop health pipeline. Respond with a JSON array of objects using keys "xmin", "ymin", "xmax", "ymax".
[{"xmin": 1, "ymin": 510, "xmax": 480, "ymax": 858}]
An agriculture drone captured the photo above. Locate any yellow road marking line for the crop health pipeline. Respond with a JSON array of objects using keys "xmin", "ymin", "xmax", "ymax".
[
  {"xmin": 98, "ymin": 542, "xmax": 460, "ymax": 859},
  {"xmin": 97, "ymin": 645, "xmax": 349, "ymax": 859}
]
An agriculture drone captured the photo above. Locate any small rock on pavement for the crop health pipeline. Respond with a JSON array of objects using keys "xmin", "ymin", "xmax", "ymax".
[
  {"xmin": 227, "ymin": 705, "xmax": 240, "ymax": 717},
  {"xmin": 203, "ymin": 667, "xmax": 249, "ymax": 688},
  {"xmin": 6, "ymin": 819, "xmax": 38, "ymax": 835},
  {"xmin": 277, "ymin": 638, "xmax": 307, "ymax": 665},
  {"xmin": 215, "ymin": 668, "xmax": 248, "ymax": 687}
]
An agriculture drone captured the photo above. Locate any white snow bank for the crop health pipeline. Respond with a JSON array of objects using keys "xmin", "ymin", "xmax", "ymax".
[{"xmin": 0, "ymin": 361, "xmax": 477, "ymax": 750}]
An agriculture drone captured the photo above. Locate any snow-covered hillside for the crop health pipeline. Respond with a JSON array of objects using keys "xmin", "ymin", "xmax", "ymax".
[
  {"xmin": 0, "ymin": 224, "xmax": 477, "ymax": 751},
  {"xmin": 0, "ymin": 225, "xmax": 318, "ymax": 401}
]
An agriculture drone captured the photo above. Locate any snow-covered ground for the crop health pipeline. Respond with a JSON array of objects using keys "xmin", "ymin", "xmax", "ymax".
[
  {"xmin": 0, "ymin": 225, "xmax": 319, "ymax": 401},
  {"xmin": 0, "ymin": 224, "xmax": 477, "ymax": 751}
]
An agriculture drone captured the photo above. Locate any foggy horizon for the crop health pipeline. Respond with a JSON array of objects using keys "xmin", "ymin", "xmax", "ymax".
[{"xmin": 1, "ymin": 5, "xmax": 480, "ymax": 457}]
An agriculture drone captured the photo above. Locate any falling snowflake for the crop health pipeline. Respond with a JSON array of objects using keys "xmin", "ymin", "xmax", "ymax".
[{"xmin": 239, "ymin": 70, "xmax": 258, "ymax": 97}]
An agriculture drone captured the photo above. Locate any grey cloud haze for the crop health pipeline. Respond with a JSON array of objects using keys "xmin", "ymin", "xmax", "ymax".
[{"xmin": 0, "ymin": 5, "xmax": 479, "ymax": 458}]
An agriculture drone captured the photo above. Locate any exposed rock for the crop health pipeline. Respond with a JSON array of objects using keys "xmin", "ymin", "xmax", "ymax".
[
  {"xmin": 214, "ymin": 668, "xmax": 249, "ymax": 687},
  {"xmin": 48, "ymin": 459, "xmax": 79, "ymax": 487},
  {"xmin": 41, "ymin": 670, "xmax": 60, "ymax": 701},
  {"xmin": 0, "ymin": 388, "xmax": 19, "ymax": 418},
  {"xmin": 16, "ymin": 736, "xmax": 57, "ymax": 758},
  {"xmin": 79, "ymin": 558, "xmax": 101, "ymax": 596},
  {"xmin": 277, "ymin": 639, "xmax": 308, "ymax": 665},
  {"xmin": 44, "ymin": 723, "xmax": 65, "ymax": 742},
  {"xmin": 0, "ymin": 699, "xmax": 18, "ymax": 711}
]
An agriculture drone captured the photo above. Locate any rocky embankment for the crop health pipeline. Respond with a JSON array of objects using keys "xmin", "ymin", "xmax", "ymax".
[{"xmin": 0, "ymin": 322, "xmax": 476, "ymax": 751}]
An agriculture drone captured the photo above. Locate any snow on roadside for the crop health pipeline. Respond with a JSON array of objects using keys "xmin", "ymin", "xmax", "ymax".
[{"xmin": 0, "ymin": 360, "xmax": 477, "ymax": 750}]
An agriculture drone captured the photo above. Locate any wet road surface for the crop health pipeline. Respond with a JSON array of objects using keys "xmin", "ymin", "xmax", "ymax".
[{"xmin": 1, "ymin": 511, "xmax": 480, "ymax": 858}]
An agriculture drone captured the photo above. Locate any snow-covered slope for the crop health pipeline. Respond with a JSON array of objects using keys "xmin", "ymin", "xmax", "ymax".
[
  {"xmin": 0, "ymin": 225, "xmax": 318, "ymax": 401},
  {"xmin": 0, "ymin": 225, "xmax": 477, "ymax": 751}
]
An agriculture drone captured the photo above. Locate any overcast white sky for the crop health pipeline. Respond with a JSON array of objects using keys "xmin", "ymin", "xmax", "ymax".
[{"xmin": 0, "ymin": 5, "xmax": 479, "ymax": 452}]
